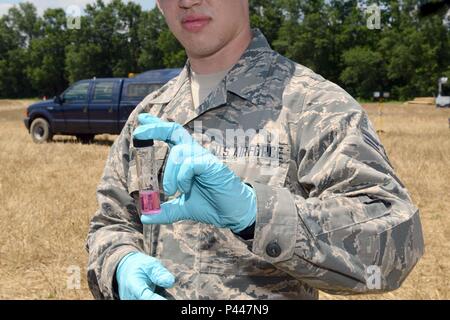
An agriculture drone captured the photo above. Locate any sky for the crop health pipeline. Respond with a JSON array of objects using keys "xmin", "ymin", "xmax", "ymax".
[{"xmin": 0, "ymin": 0, "xmax": 156, "ymax": 16}]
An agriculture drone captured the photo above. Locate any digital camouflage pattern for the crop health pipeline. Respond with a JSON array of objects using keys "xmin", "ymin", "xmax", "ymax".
[{"xmin": 86, "ymin": 29, "xmax": 424, "ymax": 300}]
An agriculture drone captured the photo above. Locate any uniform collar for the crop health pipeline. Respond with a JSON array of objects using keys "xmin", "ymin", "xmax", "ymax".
[{"xmin": 147, "ymin": 28, "xmax": 274, "ymax": 109}]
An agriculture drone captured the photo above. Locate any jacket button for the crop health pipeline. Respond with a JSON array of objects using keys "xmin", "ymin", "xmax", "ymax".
[{"xmin": 266, "ymin": 240, "xmax": 281, "ymax": 258}]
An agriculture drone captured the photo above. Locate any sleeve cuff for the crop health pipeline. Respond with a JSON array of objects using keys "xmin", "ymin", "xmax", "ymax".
[
  {"xmin": 100, "ymin": 245, "xmax": 142, "ymax": 299},
  {"xmin": 249, "ymin": 182, "xmax": 298, "ymax": 263},
  {"xmin": 233, "ymin": 221, "xmax": 256, "ymax": 240}
]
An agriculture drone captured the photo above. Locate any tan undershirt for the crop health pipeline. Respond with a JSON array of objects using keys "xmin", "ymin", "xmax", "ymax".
[{"xmin": 190, "ymin": 67, "xmax": 230, "ymax": 108}]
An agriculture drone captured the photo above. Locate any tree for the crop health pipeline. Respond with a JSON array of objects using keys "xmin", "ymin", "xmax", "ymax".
[
  {"xmin": 138, "ymin": 8, "xmax": 167, "ymax": 70},
  {"xmin": 65, "ymin": 42, "xmax": 103, "ymax": 83},
  {"xmin": 377, "ymin": 0, "xmax": 450, "ymax": 99},
  {"xmin": 274, "ymin": 0, "xmax": 340, "ymax": 82},
  {"xmin": 156, "ymin": 29, "xmax": 186, "ymax": 68},
  {"xmin": 0, "ymin": 48, "xmax": 33, "ymax": 98},
  {"xmin": 250, "ymin": 0, "xmax": 284, "ymax": 45},
  {"xmin": 0, "ymin": 2, "xmax": 40, "ymax": 98},
  {"xmin": 65, "ymin": 0, "xmax": 144, "ymax": 82},
  {"xmin": 0, "ymin": 0, "xmax": 449, "ymax": 99},
  {"xmin": 340, "ymin": 46, "xmax": 384, "ymax": 98},
  {"xmin": 3, "ymin": 2, "xmax": 42, "ymax": 48},
  {"xmin": 26, "ymin": 9, "xmax": 69, "ymax": 97}
]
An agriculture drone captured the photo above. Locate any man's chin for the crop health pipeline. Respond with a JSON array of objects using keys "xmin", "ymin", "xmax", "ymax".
[{"xmin": 184, "ymin": 43, "xmax": 221, "ymax": 59}]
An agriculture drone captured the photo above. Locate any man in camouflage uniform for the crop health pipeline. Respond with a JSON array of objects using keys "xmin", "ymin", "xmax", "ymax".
[{"xmin": 86, "ymin": 0, "xmax": 424, "ymax": 300}]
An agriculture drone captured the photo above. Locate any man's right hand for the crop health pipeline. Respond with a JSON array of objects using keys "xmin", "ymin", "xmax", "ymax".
[{"xmin": 115, "ymin": 252, "xmax": 175, "ymax": 300}]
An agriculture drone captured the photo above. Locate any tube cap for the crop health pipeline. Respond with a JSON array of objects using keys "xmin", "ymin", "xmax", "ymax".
[{"xmin": 133, "ymin": 138, "xmax": 154, "ymax": 148}]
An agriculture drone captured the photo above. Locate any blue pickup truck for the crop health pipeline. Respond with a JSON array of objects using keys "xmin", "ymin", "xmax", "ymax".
[{"xmin": 23, "ymin": 69, "xmax": 181, "ymax": 143}]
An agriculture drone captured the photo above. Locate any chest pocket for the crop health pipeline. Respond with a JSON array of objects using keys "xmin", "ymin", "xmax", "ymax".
[
  {"xmin": 199, "ymin": 137, "xmax": 292, "ymax": 277},
  {"xmin": 221, "ymin": 141, "xmax": 291, "ymax": 188}
]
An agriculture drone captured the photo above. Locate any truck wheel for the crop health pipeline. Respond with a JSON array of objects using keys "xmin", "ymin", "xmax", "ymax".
[
  {"xmin": 76, "ymin": 134, "xmax": 95, "ymax": 144},
  {"xmin": 30, "ymin": 118, "xmax": 53, "ymax": 144}
]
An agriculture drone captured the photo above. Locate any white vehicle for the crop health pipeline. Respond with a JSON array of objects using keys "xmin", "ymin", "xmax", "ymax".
[{"xmin": 436, "ymin": 77, "xmax": 450, "ymax": 108}]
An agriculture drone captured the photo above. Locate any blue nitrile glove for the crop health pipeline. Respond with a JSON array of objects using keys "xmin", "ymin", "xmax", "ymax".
[
  {"xmin": 132, "ymin": 114, "xmax": 257, "ymax": 233},
  {"xmin": 115, "ymin": 252, "xmax": 175, "ymax": 300}
]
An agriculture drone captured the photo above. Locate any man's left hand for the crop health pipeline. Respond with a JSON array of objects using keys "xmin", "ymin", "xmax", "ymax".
[{"xmin": 133, "ymin": 114, "xmax": 256, "ymax": 233}]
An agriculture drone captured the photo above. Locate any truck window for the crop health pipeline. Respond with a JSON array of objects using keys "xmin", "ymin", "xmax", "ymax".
[
  {"xmin": 124, "ymin": 83, "xmax": 161, "ymax": 100},
  {"xmin": 64, "ymin": 82, "xmax": 90, "ymax": 102},
  {"xmin": 93, "ymin": 81, "xmax": 115, "ymax": 102}
]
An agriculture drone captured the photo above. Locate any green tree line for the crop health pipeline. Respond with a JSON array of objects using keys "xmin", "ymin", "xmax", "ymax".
[{"xmin": 0, "ymin": 0, "xmax": 449, "ymax": 100}]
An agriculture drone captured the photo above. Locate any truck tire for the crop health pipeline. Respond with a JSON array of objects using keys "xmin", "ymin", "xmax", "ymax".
[
  {"xmin": 76, "ymin": 134, "xmax": 95, "ymax": 144},
  {"xmin": 30, "ymin": 118, "xmax": 53, "ymax": 144}
]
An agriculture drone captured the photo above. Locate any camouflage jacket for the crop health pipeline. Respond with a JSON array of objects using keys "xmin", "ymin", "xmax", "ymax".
[{"xmin": 86, "ymin": 29, "xmax": 424, "ymax": 300}]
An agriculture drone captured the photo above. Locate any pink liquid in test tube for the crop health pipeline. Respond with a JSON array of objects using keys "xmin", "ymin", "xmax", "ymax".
[{"xmin": 140, "ymin": 190, "xmax": 161, "ymax": 215}]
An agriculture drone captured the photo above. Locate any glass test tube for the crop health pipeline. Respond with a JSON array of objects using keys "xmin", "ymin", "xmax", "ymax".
[{"xmin": 133, "ymin": 138, "xmax": 161, "ymax": 215}]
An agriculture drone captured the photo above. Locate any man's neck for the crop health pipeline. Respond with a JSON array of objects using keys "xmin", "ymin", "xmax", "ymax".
[{"xmin": 188, "ymin": 27, "xmax": 253, "ymax": 75}]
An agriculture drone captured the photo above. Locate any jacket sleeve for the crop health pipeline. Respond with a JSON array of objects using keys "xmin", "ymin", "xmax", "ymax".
[
  {"xmin": 85, "ymin": 80, "xmax": 180, "ymax": 300},
  {"xmin": 85, "ymin": 113, "xmax": 145, "ymax": 300},
  {"xmin": 248, "ymin": 80, "xmax": 425, "ymax": 294}
]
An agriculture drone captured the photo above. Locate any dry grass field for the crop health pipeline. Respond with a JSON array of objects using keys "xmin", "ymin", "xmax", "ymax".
[{"xmin": 0, "ymin": 99, "xmax": 449, "ymax": 300}]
